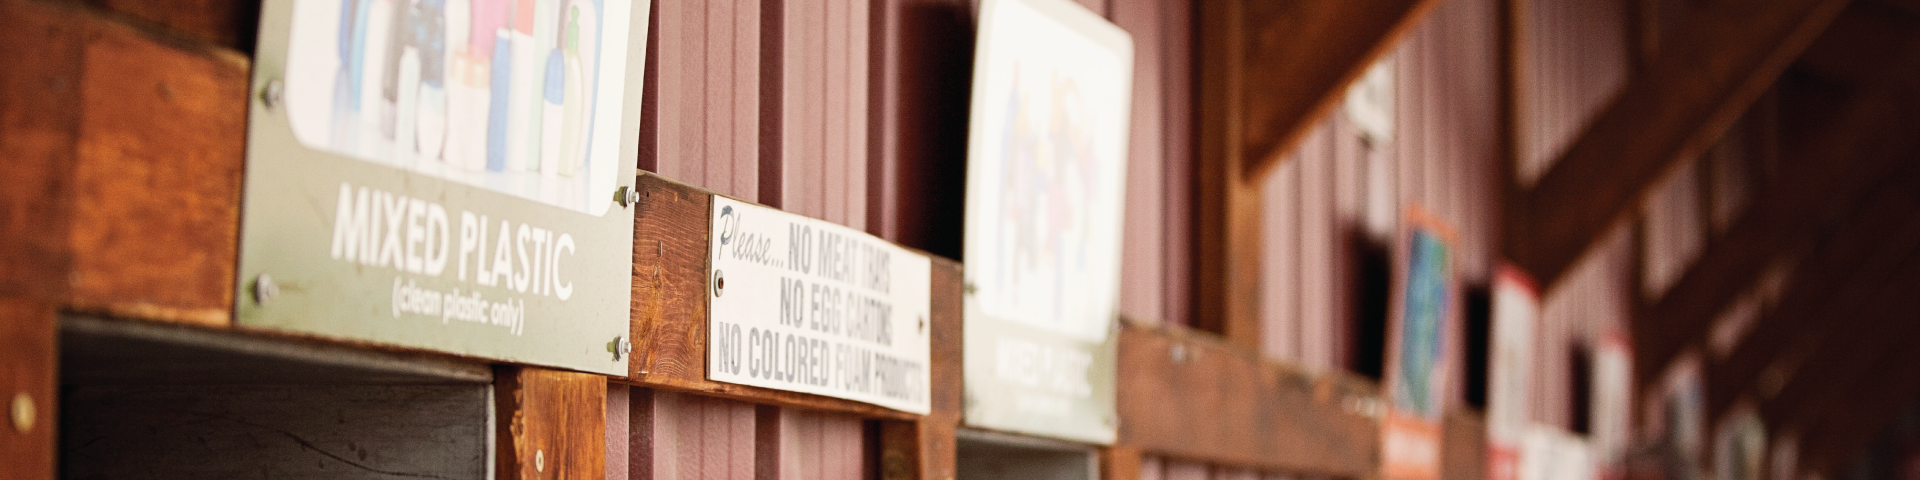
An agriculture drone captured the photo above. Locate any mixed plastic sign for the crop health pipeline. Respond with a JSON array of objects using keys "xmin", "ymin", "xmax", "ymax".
[{"xmin": 236, "ymin": 0, "xmax": 650, "ymax": 375}]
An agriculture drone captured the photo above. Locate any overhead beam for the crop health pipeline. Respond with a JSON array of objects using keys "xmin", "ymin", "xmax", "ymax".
[
  {"xmin": 1630, "ymin": 21, "xmax": 1920, "ymax": 385},
  {"xmin": 1192, "ymin": 0, "xmax": 1436, "ymax": 346},
  {"xmin": 1504, "ymin": 0, "xmax": 1848, "ymax": 287},
  {"xmin": 1234, "ymin": 0, "xmax": 1439, "ymax": 178},
  {"xmin": 1702, "ymin": 173, "xmax": 1920, "ymax": 419}
]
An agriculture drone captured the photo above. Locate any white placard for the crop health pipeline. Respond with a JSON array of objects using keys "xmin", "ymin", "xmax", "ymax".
[{"xmin": 705, "ymin": 197, "xmax": 933, "ymax": 414}]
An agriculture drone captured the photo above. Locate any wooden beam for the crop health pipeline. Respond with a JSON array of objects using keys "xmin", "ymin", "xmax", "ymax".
[
  {"xmin": 1193, "ymin": 0, "xmax": 1437, "ymax": 346},
  {"xmin": 495, "ymin": 366, "xmax": 608, "ymax": 479},
  {"xmin": 1505, "ymin": 0, "xmax": 1849, "ymax": 287},
  {"xmin": 1632, "ymin": 24, "xmax": 1920, "ymax": 385},
  {"xmin": 1234, "ymin": 0, "xmax": 1440, "ymax": 177},
  {"xmin": 1115, "ymin": 321, "xmax": 1380, "ymax": 477},
  {"xmin": 1703, "ymin": 172, "xmax": 1920, "ymax": 419},
  {"xmin": 0, "ymin": 0, "xmax": 245, "ymax": 326}
]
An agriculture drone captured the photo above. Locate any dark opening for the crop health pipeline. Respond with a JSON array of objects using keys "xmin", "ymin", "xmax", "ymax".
[
  {"xmin": 1464, "ymin": 282, "xmax": 1491, "ymax": 409},
  {"xmin": 1569, "ymin": 343, "xmax": 1593, "ymax": 435},
  {"xmin": 1349, "ymin": 229, "xmax": 1390, "ymax": 380}
]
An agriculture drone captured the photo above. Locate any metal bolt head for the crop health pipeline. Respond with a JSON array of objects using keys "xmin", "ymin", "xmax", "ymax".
[
  {"xmin": 614, "ymin": 186, "xmax": 639, "ymax": 208},
  {"xmin": 613, "ymin": 336, "xmax": 632, "ymax": 361},
  {"xmin": 259, "ymin": 79, "xmax": 284, "ymax": 111},
  {"xmin": 711, "ymin": 269, "xmax": 725, "ymax": 297},
  {"xmin": 534, "ymin": 449, "xmax": 545, "ymax": 472},
  {"xmin": 11, "ymin": 393, "xmax": 34, "ymax": 433},
  {"xmin": 253, "ymin": 274, "xmax": 279, "ymax": 304}
]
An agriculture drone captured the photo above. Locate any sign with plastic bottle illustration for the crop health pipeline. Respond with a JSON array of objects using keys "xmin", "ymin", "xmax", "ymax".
[
  {"xmin": 961, "ymin": 0, "xmax": 1134, "ymax": 444},
  {"xmin": 1383, "ymin": 207, "xmax": 1459, "ymax": 480},
  {"xmin": 235, "ymin": 0, "xmax": 650, "ymax": 374}
]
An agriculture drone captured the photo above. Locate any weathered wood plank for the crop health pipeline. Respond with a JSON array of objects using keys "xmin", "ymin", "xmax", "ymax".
[
  {"xmin": 1507, "ymin": 0, "xmax": 1849, "ymax": 287},
  {"xmin": 0, "ymin": 298, "xmax": 55, "ymax": 480},
  {"xmin": 496, "ymin": 366, "xmax": 607, "ymax": 479},
  {"xmin": 1116, "ymin": 321, "xmax": 1380, "ymax": 477},
  {"xmin": 0, "ymin": 0, "xmax": 245, "ymax": 326}
]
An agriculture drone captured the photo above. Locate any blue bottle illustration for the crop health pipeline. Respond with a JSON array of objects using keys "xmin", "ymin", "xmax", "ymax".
[
  {"xmin": 487, "ymin": 28, "xmax": 512, "ymax": 172},
  {"xmin": 539, "ymin": 39, "xmax": 564, "ymax": 176}
]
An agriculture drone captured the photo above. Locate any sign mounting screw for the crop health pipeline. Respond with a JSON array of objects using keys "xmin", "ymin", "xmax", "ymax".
[
  {"xmin": 11, "ymin": 393, "xmax": 33, "ymax": 433},
  {"xmin": 614, "ymin": 186, "xmax": 639, "ymax": 208},
  {"xmin": 534, "ymin": 449, "xmax": 545, "ymax": 472},
  {"xmin": 253, "ymin": 274, "xmax": 279, "ymax": 304},
  {"xmin": 259, "ymin": 79, "xmax": 284, "ymax": 111},
  {"xmin": 711, "ymin": 270, "xmax": 725, "ymax": 297},
  {"xmin": 613, "ymin": 336, "xmax": 632, "ymax": 361}
]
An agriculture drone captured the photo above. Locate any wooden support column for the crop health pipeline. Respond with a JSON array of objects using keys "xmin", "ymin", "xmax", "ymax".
[
  {"xmin": 879, "ymin": 257, "xmax": 963, "ymax": 480},
  {"xmin": 1193, "ymin": 0, "xmax": 1435, "ymax": 346},
  {"xmin": 0, "ymin": 299, "xmax": 56, "ymax": 480},
  {"xmin": 1505, "ymin": 0, "xmax": 1848, "ymax": 288},
  {"xmin": 1634, "ymin": 22, "xmax": 1920, "ymax": 386},
  {"xmin": 496, "ymin": 366, "xmax": 608, "ymax": 479}
]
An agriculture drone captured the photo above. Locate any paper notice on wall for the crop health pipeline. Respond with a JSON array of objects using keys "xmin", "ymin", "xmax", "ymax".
[
  {"xmin": 1489, "ymin": 265, "xmax": 1540, "ymax": 480},
  {"xmin": 705, "ymin": 197, "xmax": 933, "ymax": 414}
]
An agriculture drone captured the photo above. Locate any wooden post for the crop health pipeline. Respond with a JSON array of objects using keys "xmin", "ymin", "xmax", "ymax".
[{"xmin": 497, "ymin": 366, "xmax": 609, "ymax": 480}]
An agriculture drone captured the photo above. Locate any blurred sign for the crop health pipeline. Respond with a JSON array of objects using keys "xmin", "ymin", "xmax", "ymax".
[
  {"xmin": 1383, "ymin": 207, "xmax": 1459, "ymax": 480},
  {"xmin": 705, "ymin": 197, "xmax": 933, "ymax": 414},
  {"xmin": 236, "ymin": 0, "xmax": 649, "ymax": 374},
  {"xmin": 1489, "ymin": 265, "xmax": 1540, "ymax": 480},
  {"xmin": 961, "ymin": 0, "xmax": 1134, "ymax": 444}
]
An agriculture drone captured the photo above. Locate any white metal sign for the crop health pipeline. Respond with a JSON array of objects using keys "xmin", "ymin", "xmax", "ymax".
[{"xmin": 706, "ymin": 197, "xmax": 933, "ymax": 414}]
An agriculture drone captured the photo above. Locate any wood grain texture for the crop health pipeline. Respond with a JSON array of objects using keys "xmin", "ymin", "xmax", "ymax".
[
  {"xmin": 0, "ymin": 0, "xmax": 244, "ymax": 326},
  {"xmin": 0, "ymin": 0, "xmax": 84, "ymax": 305},
  {"xmin": 497, "ymin": 366, "xmax": 607, "ymax": 480},
  {"xmin": 878, "ymin": 256, "xmax": 963, "ymax": 480},
  {"xmin": 1506, "ymin": 0, "xmax": 1848, "ymax": 287},
  {"xmin": 0, "ymin": 298, "xmax": 55, "ymax": 480},
  {"xmin": 1116, "ymin": 321, "xmax": 1380, "ymax": 477},
  {"xmin": 69, "ymin": 8, "xmax": 246, "ymax": 326}
]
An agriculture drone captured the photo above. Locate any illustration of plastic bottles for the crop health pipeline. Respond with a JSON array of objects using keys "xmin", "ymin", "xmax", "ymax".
[
  {"xmin": 487, "ymin": 28, "xmax": 511, "ymax": 172},
  {"xmin": 415, "ymin": 0, "xmax": 448, "ymax": 163},
  {"xmin": 540, "ymin": 47, "xmax": 564, "ymax": 176},
  {"xmin": 362, "ymin": 0, "xmax": 394, "ymax": 157},
  {"xmin": 505, "ymin": 0, "xmax": 537, "ymax": 172},
  {"xmin": 558, "ymin": 2, "xmax": 584, "ymax": 178},
  {"xmin": 332, "ymin": 0, "xmax": 363, "ymax": 151}
]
